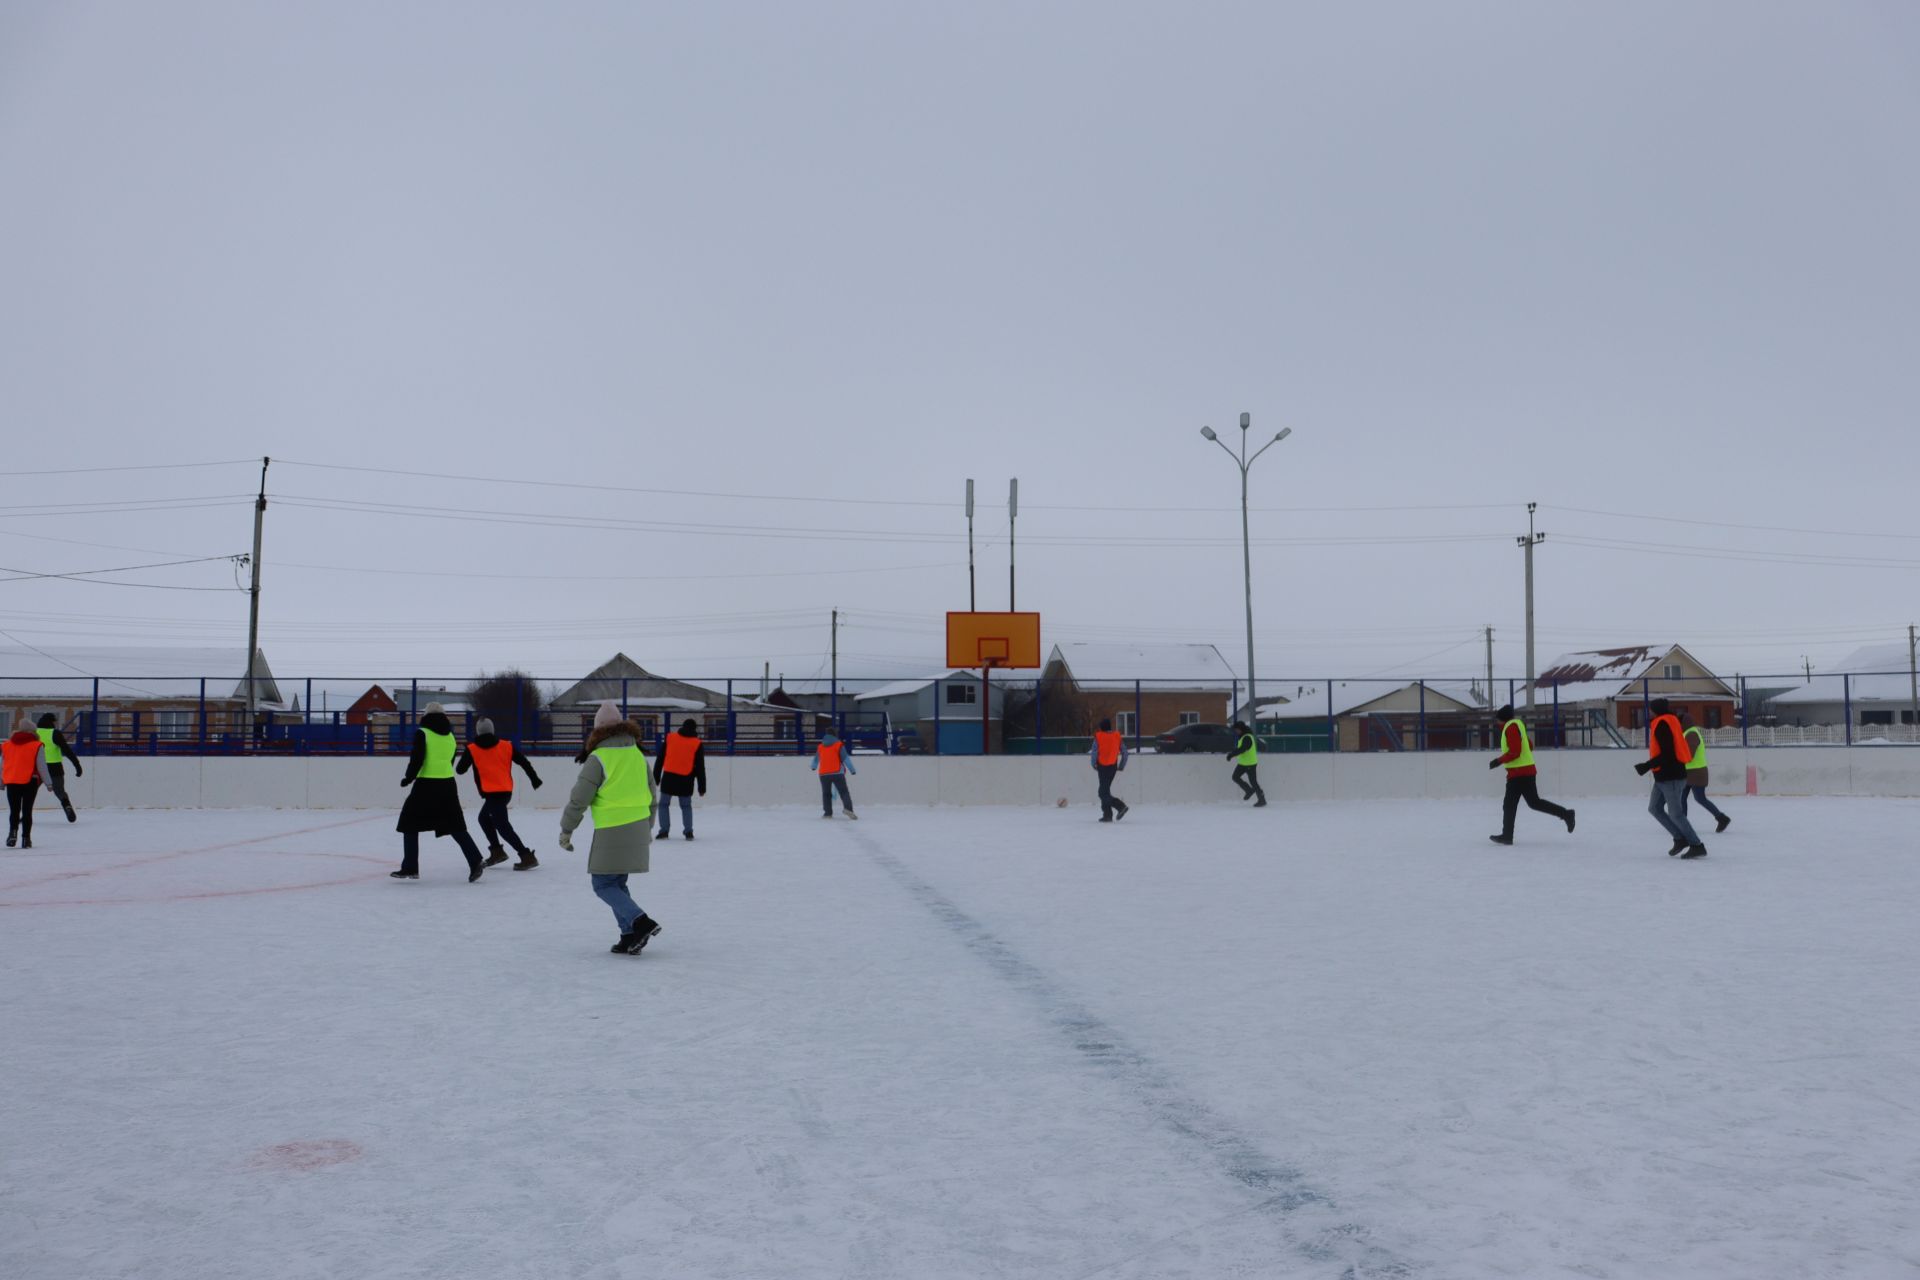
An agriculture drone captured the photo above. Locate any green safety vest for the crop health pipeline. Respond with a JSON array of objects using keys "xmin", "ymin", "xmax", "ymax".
[
  {"xmin": 36, "ymin": 726, "xmax": 61, "ymax": 765},
  {"xmin": 1235, "ymin": 733, "xmax": 1259, "ymax": 766},
  {"xmin": 591, "ymin": 745, "xmax": 654, "ymax": 830},
  {"xmin": 1501, "ymin": 718, "xmax": 1535, "ymax": 770},
  {"xmin": 1684, "ymin": 727, "xmax": 1709, "ymax": 771},
  {"xmin": 417, "ymin": 729, "xmax": 457, "ymax": 779}
]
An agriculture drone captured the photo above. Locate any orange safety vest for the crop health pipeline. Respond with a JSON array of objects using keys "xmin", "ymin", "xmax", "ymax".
[
  {"xmin": 1094, "ymin": 730, "xmax": 1123, "ymax": 767},
  {"xmin": 1648, "ymin": 714, "xmax": 1693, "ymax": 765},
  {"xmin": 663, "ymin": 733, "xmax": 700, "ymax": 776},
  {"xmin": 817, "ymin": 741, "xmax": 844, "ymax": 774},
  {"xmin": 2, "ymin": 736, "xmax": 42, "ymax": 785},
  {"xmin": 469, "ymin": 740, "xmax": 516, "ymax": 793}
]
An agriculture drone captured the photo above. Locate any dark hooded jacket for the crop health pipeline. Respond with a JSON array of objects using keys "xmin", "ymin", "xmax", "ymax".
[
  {"xmin": 455, "ymin": 732, "xmax": 542, "ymax": 795},
  {"xmin": 396, "ymin": 712, "xmax": 469, "ymax": 835}
]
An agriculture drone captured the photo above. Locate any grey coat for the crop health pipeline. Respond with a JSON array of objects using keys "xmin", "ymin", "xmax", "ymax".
[{"xmin": 560, "ymin": 723, "xmax": 658, "ymax": 875}]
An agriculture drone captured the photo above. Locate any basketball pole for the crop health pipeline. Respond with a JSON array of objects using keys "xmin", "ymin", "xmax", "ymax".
[
  {"xmin": 1008, "ymin": 478, "xmax": 1018, "ymax": 612},
  {"xmin": 966, "ymin": 479, "xmax": 976, "ymax": 611}
]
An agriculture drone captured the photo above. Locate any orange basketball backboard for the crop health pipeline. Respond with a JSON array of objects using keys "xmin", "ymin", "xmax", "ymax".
[{"xmin": 946, "ymin": 611, "xmax": 1042, "ymax": 669}]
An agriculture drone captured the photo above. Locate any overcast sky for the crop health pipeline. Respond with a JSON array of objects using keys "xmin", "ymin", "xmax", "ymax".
[{"xmin": 3, "ymin": 1, "xmax": 1918, "ymax": 694}]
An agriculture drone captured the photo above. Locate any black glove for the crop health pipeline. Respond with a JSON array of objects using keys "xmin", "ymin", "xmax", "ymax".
[
  {"xmin": 400, "ymin": 777, "xmax": 413, "ymax": 788},
  {"xmin": 698, "ymin": 784, "xmax": 707, "ymax": 797},
  {"xmin": 531, "ymin": 778, "xmax": 543, "ymax": 790},
  {"xmin": 1634, "ymin": 761, "xmax": 1653, "ymax": 776},
  {"xmin": 72, "ymin": 762, "xmax": 83, "ymax": 777},
  {"xmin": 1488, "ymin": 758, "xmax": 1502, "ymax": 770}
]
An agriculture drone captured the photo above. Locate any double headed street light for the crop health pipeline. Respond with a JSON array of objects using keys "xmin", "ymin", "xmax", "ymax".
[{"xmin": 1199, "ymin": 412, "xmax": 1292, "ymax": 723}]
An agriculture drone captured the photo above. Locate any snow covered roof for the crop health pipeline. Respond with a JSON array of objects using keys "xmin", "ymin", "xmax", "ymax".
[
  {"xmin": 0, "ymin": 646, "xmax": 278, "ymax": 703},
  {"xmin": 854, "ymin": 670, "xmax": 986, "ymax": 701},
  {"xmin": 1770, "ymin": 644, "xmax": 1914, "ymax": 705},
  {"xmin": 1255, "ymin": 679, "xmax": 1487, "ymax": 720},
  {"xmin": 1046, "ymin": 643, "xmax": 1238, "ymax": 691},
  {"xmin": 1535, "ymin": 644, "xmax": 1731, "ymax": 703}
]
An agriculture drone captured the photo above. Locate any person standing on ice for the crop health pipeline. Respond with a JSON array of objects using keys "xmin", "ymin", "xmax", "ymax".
[
  {"xmin": 812, "ymin": 729, "xmax": 857, "ymax": 819},
  {"xmin": 456, "ymin": 717, "xmax": 543, "ymax": 869},
  {"xmin": 1090, "ymin": 718, "xmax": 1129, "ymax": 821},
  {"xmin": 35, "ymin": 713, "xmax": 81, "ymax": 824},
  {"xmin": 1486, "ymin": 703, "xmax": 1575, "ymax": 845},
  {"xmin": 1227, "ymin": 720, "xmax": 1266, "ymax": 807},
  {"xmin": 391, "ymin": 702, "xmax": 487, "ymax": 882},
  {"xmin": 653, "ymin": 718, "xmax": 706, "ymax": 840},
  {"xmin": 1677, "ymin": 710, "xmax": 1732, "ymax": 834},
  {"xmin": 4, "ymin": 716, "xmax": 55, "ymax": 848},
  {"xmin": 1635, "ymin": 698, "xmax": 1707, "ymax": 858},
  {"xmin": 558, "ymin": 701, "xmax": 662, "ymax": 955}
]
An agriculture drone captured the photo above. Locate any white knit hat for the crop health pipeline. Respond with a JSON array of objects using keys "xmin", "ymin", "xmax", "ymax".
[
  {"xmin": 592, "ymin": 701, "xmax": 622, "ymax": 729},
  {"xmin": 424, "ymin": 702, "xmax": 445, "ymax": 715},
  {"xmin": 475, "ymin": 717, "xmax": 495, "ymax": 736}
]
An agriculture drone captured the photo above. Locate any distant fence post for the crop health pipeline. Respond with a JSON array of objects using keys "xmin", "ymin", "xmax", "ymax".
[
  {"xmin": 409, "ymin": 679, "xmax": 418, "ymax": 734},
  {"xmin": 1418, "ymin": 681, "xmax": 1427, "ymax": 752},
  {"xmin": 933, "ymin": 679, "xmax": 942, "ymax": 755},
  {"xmin": 90, "ymin": 678, "xmax": 99, "ymax": 753},
  {"xmin": 1552, "ymin": 684, "xmax": 1561, "ymax": 748},
  {"xmin": 305, "ymin": 678, "xmax": 313, "ymax": 731},
  {"xmin": 620, "ymin": 678, "xmax": 628, "ymax": 721},
  {"xmin": 1739, "ymin": 676, "xmax": 1748, "ymax": 749},
  {"xmin": 198, "ymin": 678, "xmax": 207, "ymax": 753},
  {"xmin": 1843, "ymin": 674, "xmax": 1852, "ymax": 747},
  {"xmin": 726, "ymin": 679, "xmax": 735, "ymax": 756},
  {"xmin": 1326, "ymin": 680, "xmax": 1336, "ymax": 753},
  {"xmin": 1133, "ymin": 680, "xmax": 1142, "ymax": 752},
  {"xmin": 1035, "ymin": 677, "xmax": 1045, "ymax": 751}
]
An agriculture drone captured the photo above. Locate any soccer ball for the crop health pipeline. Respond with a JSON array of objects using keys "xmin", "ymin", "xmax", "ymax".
[{"xmin": 1056, "ymin": 797, "xmax": 1069, "ymax": 808}]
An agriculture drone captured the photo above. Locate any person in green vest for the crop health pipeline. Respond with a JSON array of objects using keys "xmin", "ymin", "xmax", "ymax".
[
  {"xmin": 1678, "ymin": 710, "xmax": 1732, "ymax": 834},
  {"xmin": 391, "ymin": 702, "xmax": 486, "ymax": 882},
  {"xmin": 1487, "ymin": 703, "xmax": 1575, "ymax": 845},
  {"xmin": 560, "ymin": 702, "xmax": 663, "ymax": 955},
  {"xmin": 1227, "ymin": 720, "xmax": 1267, "ymax": 807},
  {"xmin": 34, "ymin": 712, "xmax": 81, "ymax": 823}
]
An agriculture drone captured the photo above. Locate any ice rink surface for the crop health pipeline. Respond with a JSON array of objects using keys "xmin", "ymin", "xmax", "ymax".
[{"xmin": 4, "ymin": 795, "xmax": 1918, "ymax": 1280}]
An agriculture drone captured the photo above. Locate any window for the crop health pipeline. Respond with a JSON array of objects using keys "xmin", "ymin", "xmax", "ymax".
[
  {"xmin": 945, "ymin": 682, "xmax": 977, "ymax": 706},
  {"xmin": 1115, "ymin": 710, "xmax": 1138, "ymax": 737},
  {"xmin": 153, "ymin": 709, "xmax": 194, "ymax": 739},
  {"xmin": 1860, "ymin": 710, "xmax": 1894, "ymax": 726},
  {"xmin": 1704, "ymin": 706, "xmax": 1722, "ymax": 729},
  {"xmin": 1178, "ymin": 711, "xmax": 1201, "ymax": 726},
  {"xmin": 1663, "ymin": 664, "xmax": 1683, "ymax": 681}
]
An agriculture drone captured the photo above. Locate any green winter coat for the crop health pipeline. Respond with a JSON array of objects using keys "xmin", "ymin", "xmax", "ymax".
[{"xmin": 559, "ymin": 722, "xmax": 658, "ymax": 874}]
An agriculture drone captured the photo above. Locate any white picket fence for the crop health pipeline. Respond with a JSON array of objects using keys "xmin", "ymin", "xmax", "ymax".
[{"xmin": 1703, "ymin": 724, "xmax": 1920, "ymax": 747}]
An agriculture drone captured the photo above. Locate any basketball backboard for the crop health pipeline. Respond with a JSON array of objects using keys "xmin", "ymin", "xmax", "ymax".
[{"xmin": 946, "ymin": 611, "xmax": 1042, "ymax": 669}]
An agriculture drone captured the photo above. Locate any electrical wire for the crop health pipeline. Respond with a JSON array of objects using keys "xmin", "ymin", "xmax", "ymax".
[
  {"xmin": 0, "ymin": 459, "xmax": 256, "ymax": 476},
  {"xmin": 0, "ymin": 555, "xmax": 238, "ymax": 584}
]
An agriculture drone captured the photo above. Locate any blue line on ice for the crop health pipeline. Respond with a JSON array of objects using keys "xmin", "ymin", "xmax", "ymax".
[{"xmin": 855, "ymin": 829, "xmax": 1415, "ymax": 1279}]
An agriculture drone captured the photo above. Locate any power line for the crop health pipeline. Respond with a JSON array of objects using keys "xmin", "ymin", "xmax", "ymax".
[
  {"xmin": 1554, "ymin": 504, "xmax": 1920, "ymax": 543},
  {"xmin": 0, "ymin": 555, "xmax": 237, "ymax": 584},
  {"xmin": 1, "ymin": 459, "xmax": 256, "ymax": 477}
]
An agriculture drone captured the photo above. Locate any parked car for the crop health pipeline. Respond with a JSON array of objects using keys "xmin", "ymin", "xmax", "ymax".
[{"xmin": 1155, "ymin": 722, "xmax": 1238, "ymax": 754}]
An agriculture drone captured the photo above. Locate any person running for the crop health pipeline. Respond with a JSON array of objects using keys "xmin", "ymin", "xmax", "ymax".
[
  {"xmin": 1486, "ymin": 703, "xmax": 1575, "ymax": 845},
  {"xmin": 558, "ymin": 702, "xmax": 662, "ymax": 955},
  {"xmin": 813, "ymin": 729, "xmax": 857, "ymax": 819},
  {"xmin": 391, "ymin": 702, "xmax": 487, "ymax": 882},
  {"xmin": 456, "ymin": 717, "xmax": 543, "ymax": 869},
  {"xmin": 4, "ymin": 716, "xmax": 55, "ymax": 848},
  {"xmin": 1227, "ymin": 720, "xmax": 1267, "ymax": 806},
  {"xmin": 1635, "ymin": 698, "xmax": 1706, "ymax": 859},
  {"xmin": 1678, "ymin": 711, "xmax": 1732, "ymax": 835},
  {"xmin": 35, "ymin": 713, "xmax": 81, "ymax": 823},
  {"xmin": 653, "ymin": 718, "xmax": 706, "ymax": 840},
  {"xmin": 1091, "ymin": 718, "xmax": 1129, "ymax": 821}
]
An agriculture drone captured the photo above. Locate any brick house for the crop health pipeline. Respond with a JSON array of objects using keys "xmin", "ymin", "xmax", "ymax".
[
  {"xmin": 1535, "ymin": 644, "xmax": 1737, "ymax": 739},
  {"xmin": 1025, "ymin": 643, "xmax": 1238, "ymax": 740},
  {"xmin": 0, "ymin": 645, "xmax": 282, "ymax": 748}
]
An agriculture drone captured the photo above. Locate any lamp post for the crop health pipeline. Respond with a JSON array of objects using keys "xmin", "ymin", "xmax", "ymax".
[{"xmin": 1199, "ymin": 412, "xmax": 1291, "ymax": 724}]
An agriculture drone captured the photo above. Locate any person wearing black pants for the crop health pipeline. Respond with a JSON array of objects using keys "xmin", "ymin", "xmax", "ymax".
[
  {"xmin": 391, "ymin": 703, "xmax": 487, "ymax": 882},
  {"xmin": 5, "ymin": 717, "xmax": 55, "ymax": 848},
  {"xmin": 35, "ymin": 714, "xmax": 81, "ymax": 823},
  {"xmin": 456, "ymin": 717, "xmax": 543, "ymax": 868},
  {"xmin": 1487, "ymin": 704, "xmax": 1574, "ymax": 845},
  {"xmin": 1090, "ymin": 719, "xmax": 1129, "ymax": 822}
]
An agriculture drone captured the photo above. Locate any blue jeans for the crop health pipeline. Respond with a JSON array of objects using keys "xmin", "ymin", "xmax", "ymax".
[
  {"xmin": 591, "ymin": 874, "xmax": 645, "ymax": 932},
  {"xmin": 820, "ymin": 774, "xmax": 853, "ymax": 814},
  {"xmin": 657, "ymin": 794, "xmax": 693, "ymax": 835},
  {"xmin": 1649, "ymin": 779, "xmax": 1702, "ymax": 845},
  {"xmin": 1680, "ymin": 780, "xmax": 1727, "ymax": 823}
]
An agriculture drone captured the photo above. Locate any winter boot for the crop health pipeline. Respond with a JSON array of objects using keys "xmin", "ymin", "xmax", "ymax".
[
  {"xmin": 1715, "ymin": 814, "xmax": 1731, "ymax": 834},
  {"xmin": 467, "ymin": 861, "xmax": 485, "ymax": 883},
  {"xmin": 62, "ymin": 802, "xmax": 76, "ymax": 823},
  {"xmin": 1098, "ymin": 814, "xmax": 1114, "ymax": 823},
  {"xmin": 656, "ymin": 826, "xmax": 669, "ymax": 840},
  {"xmin": 683, "ymin": 831, "xmax": 694, "ymax": 840},
  {"xmin": 846, "ymin": 809, "xmax": 858, "ymax": 821},
  {"xmin": 1668, "ymin": 838, "xmax": 1687, "ymax": 857},
  {"xmin": 1565, "ymin": 810, "xmax": 1577, "ymax": 834},
  {"xmin": 19, "ymin": 834, "xmax": 29, "ymax": 849},
  {"xmin": 388, "ymin": 870, "xmax": 418, "ymax": 880},
  {"xmin": 1252, "ymin": 795, "xmax": 1268, "ymax": 808},
  {"xmin": 513, "ymin": 850, "xmax": 539, "ymax": 870},
  {"xmin": 1114, "ymin": 801, "xmax": 1129, "ymax": 820},
  {"xmin": 615, "ymin": 914, "xmax": 662, "ymax": 955},
  {"xmin": 5, "ymin": 830, "xmax": 14, "ymax": 849},
  {"xmin": 1680, "ymin": 844, "xmax": 1709, "ymax": 859},
  {"xmin": 484, "ymin": 844, "xmax": 510, "ymax": 867},
  {"xmin": 1488, "ymin": 834, "xmax": 1514, "ymax": 846}
]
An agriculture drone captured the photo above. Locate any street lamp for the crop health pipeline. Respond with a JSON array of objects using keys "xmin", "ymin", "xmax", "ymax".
[{"xmin": 1199, "ymin": 411, "xmax": 1291, "ymax": 724}]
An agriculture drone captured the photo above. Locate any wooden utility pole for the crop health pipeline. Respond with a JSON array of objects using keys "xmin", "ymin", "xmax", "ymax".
[
  {"xmin": 245, "ymin": 457, "xmax": 270, "ymax": 732},
  {"xmin": 1517, "ymin": 503, "xmax": 1544, "ymax": 710}
]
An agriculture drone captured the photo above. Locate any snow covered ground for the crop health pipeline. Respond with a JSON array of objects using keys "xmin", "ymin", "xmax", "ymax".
[{"xmin": 3, "ymin": 796, "xmax": 1917, "ymax": 1279}]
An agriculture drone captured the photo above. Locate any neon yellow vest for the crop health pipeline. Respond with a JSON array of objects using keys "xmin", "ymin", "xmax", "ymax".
[
  {"xmin": 591, "ymin": 745, "xmax": 653, "ymax": 829},
  {"xmin": 1684, "ymin": 727, "xmax": 1709, "ymax": 772},
  {"xmin": 36, "ymin": 726, "xmax": 61, "ymax": 765},
  {"xmin": 1235, "ymin": 733, "xmax": 1259, "ymax": 766},
  {"xmin": 1501, "ymin": 718, "xmax": 1535, "ymax": 770},
  {"xmin": 417, "ymin": 729, "xmax": 457, "ymax": 779}
]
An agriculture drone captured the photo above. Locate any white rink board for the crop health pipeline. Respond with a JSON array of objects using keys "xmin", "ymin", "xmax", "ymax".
[{"xmin": 54, "ymin": 746, "xmax": 1920, "ymax": 810}]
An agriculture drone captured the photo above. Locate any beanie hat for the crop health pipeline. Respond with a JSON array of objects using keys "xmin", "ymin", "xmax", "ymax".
[
  {"xmin": 475, "ymin": 717, "xmax": 495, "ymax": 736},
  {"xmin": 1649, "ymin": 698, "xmax": 1671, "ymax": 715},
  {"xmin": 13, "ymin": 716, "xmax": 32, "ymax": 734},
  {"xmin": 593, "ymin": 701, "xmax": 622, "ymax": 729},
  {"xmin": 680, "ymin": 718, "xmax": 699, "ymax": 734},
  {"xmin": 424, "ymin": 702, "xmax": 446, "ymax": 715},
  {"xmin": 1496, "ymin": 704, "xmax": 1515, "ymax": 720},
  {"xmin": 37, "ymin": 712, "xmax": 55, "ymax": 728}
]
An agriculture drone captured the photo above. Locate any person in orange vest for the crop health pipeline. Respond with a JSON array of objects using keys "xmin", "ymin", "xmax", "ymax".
[
  {"xmin": 812, "ymin": 730, "xmax": 857, "ymax": 819},
  {"xmin": 653, "ymin": 718, "xmax": 707, "ymax": 840},
  {"xmin": 456, "ymin": 717, "xmax": 544, "ymax": 870},
  {"xmin": 4, "ymin": 716, "xmax": 56, "ymax": 848},
  {"xmin": 1486, "ymin": 703, "xmax": 1574, "ymax": 845},
  {"xmin": 1089, "ymin": 718, "xmax": 1129, "ymax": 822},
  {"xmin": 1634, "ymin": 698, "xmax": 1706, "ymax": 858}
]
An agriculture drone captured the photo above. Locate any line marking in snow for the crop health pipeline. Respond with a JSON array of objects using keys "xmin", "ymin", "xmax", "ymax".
[
  {"xmin": 852, "ymin": 828, "xmax": 1414, "ymax": 1279},
  {"xmin": 0, "ymin": 849, "xmax": 396, "ymax": 908},
  {"xmin": 0, "ymin": 813, "xmax": 388, "ymax": 894}
]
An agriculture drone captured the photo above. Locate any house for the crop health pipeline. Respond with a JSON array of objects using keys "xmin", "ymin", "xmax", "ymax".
[
  {"xmin": 1254, "ymin": 679, "xmax": 1490, "ymax": 752},
  {"xmin": 1535, "ymin": 644, "xmax": 1737, "ymax": 738},
  {"xmin": 343, "ymin": 684, "xmax": 398, "ymax": 726},
  {"xmin": 854, "ymin": 671, "xmax": 1011, "ymax": 753},
  {"xmin": 548, "ymin": 653, "xmax": 725, "ymax": 738},
  {"xmin": 1764, "ymin": 643, "xmax": 1918, "ymax": 733},
  {"xmin": 1026, "ymin": 643, "xmax": 1238, "ymax": 740},
  {"xmin": 0, "ymin": 645, "xmax": 281, "ymax": 747}
]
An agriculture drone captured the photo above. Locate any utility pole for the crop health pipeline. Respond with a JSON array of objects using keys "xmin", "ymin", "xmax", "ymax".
[
  {"xmin": 1485, "ymin": 623, "xmax": 1495, "ymax": 713},
  {"xmin": 1908, "ymin": 624, "xmax": 1917, "ymax": 736},
  {"xmin": 966, "ymin": 479, "xmax": 976, "ymax": 611},
  {"xmin": 245, "ymin": 456, "xmax": 270, "ymax": 734},
  {"xmin": 1008, "ymin": 478, "xmax": 1018, "ymax": 612},
  {"xmin": 1802, "ymin": 656, "xmax": 1813, "ymax": 684},
  {"xmin": 1517, "ymin": 502, "xmax": 1544, "ymax": 711},
  {"xmin": 830, "ymin": 609, "xmax": 839, "ymax": 735}
]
